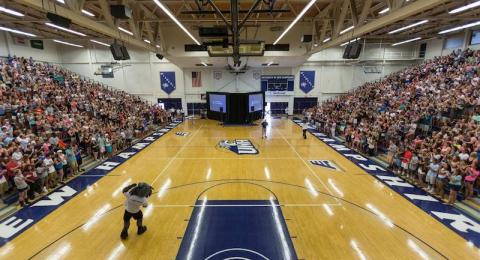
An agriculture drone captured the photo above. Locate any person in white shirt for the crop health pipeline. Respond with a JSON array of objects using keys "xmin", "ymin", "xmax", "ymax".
[
  {"xmin": 120, "ymin": 182, "xmax": 153, "ymax": 240},
  {"xmin": 302, "ymin": 123, "xmax": 308, "ymax": 139}
]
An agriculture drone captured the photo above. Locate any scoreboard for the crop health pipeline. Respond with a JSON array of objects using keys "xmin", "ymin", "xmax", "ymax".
[{"xmin": 261, "ymin": 75, "xmax": 294, "ymax": 95}]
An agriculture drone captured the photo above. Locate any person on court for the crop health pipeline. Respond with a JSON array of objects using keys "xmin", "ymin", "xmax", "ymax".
[
  {"xmin": 120, "ymin": 182, "xmax": 153, "ymax": 240},
  {"xmin": 261, "ymin": 119, "xmax": 268, "ymax": 139},
  {"xmin": 302, "ymin": 122, "xmax": 308, "ymax": 139}
]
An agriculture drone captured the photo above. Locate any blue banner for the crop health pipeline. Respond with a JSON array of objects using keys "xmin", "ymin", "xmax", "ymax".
[
  {"xmin": 299, "ymin": 71, "xmax": 315, "ymax": 93},
  {"xmin": 292, "ymin": 118, "xmax": 480, "ymax": 247},
  {"xmin": 160, "ymin": 71, "xmax": 176, "ymax": 94},
  {"xmin": 0, "ymin": 121, "xmax": 183, "ymax": 246}
]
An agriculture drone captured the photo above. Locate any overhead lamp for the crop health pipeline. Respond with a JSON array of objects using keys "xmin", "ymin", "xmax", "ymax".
[
  {"xmin": 53, "ymin": 39, "xmax": 83, "ymax": 48},
  {"xmin": 392, "ymin": 37, "xmax": 421, "ymax": 46},
  {"xmin": 273, "ymin": 0, "xmax": 316, "ymax": 45},
  {"xmin": 144, "ymin": 39, "xmax": 151, "ymax": 44},
  {"xmin": 323, "ymin": 37, "xmax": 331, "ymax": 43},
  {"xmin": 118, "ymin": 26, "xmax": 133, "ymax": 36},
  {"xmin": 449, "ymin": 1, "xmax": 480, "ymax": 14},
  {"xmin": 0, "ymin": 6, "xmax": 24, "ymax": 17},
  {"xmin": 153, "ymin": 0, "xmax": 201, "ymax": 45},
  {"xmin": 340, "ymin": 38, "xmax": 360, "ymax": 46},
  {"xmin": 388, "ymin": 20, "xmax": 428, "ymax": 34},
  {"xmin": 90, "ymin": 39, "xmax": 110, "ymax": 47},
  {"xmin": 438, "ymin": 21, "xmax": 480, "ymax": 34},
  {"xmin": 156, "ymin": 44, "xmax": 160, "ymax": 48},
  {"xmin": 0, "ymin": 26, "xmax": 36, "ymax": 37},
  {"xmin": 45, "ymin": 22, "xmax": 86, "ymax": 36},
  {"xmin": 340, "ymin": 25, "xmax": 354, "ymax": 35},
  {"xmin": 201, "ymin": 62, "xmax": 208, "ymax": 67},
  {"xmin": 81, "ymin": 9, "xmax": 95, "ymax": 17},
  {"xmin": 379, "ymin": 8, "xmax": 390, "ymax": 14}
]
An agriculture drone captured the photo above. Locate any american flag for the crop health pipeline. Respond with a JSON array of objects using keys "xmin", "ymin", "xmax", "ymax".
[{"xmin": 192, "ymin": 71, "xmax": 202, "ymax": 87}]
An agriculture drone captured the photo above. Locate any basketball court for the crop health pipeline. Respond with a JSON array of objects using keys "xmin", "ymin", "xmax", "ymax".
[{"xmin": 0, "ymin": 118, "xmax": 477, "ymax": 259}]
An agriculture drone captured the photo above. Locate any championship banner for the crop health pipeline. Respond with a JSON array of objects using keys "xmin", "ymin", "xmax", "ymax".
[
  {"xmin": 160, "ymin": 71, "xmax": 176, "ymax": 94},
  {"xmin": 299, "ymin": 70, "xmax": 315, "ymax": 93}
]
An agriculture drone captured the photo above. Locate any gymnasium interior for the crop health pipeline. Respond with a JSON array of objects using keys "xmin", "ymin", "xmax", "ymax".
[{"xmin": 0, "ymin": 0, "xmax": 479, "ymax": 259}]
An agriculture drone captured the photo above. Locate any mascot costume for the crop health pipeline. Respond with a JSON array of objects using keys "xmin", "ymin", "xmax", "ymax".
[{"xmin": 120, "ymin": 182, "xmax": 153, "ymax": 240}]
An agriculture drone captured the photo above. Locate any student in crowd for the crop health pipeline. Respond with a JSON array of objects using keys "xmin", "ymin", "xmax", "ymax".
[{"xmin": 14, "ymin": 170, "xmax": 29, "ymax": 207}]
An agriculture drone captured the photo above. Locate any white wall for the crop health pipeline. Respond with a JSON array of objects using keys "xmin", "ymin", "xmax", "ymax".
[
  {"xmin": 0, "ymin": 32, "xmax": 60, "ymax": 62},
  {"xmin": 423, "ymin": 28, "xmax": 480, "ymax": 58}
]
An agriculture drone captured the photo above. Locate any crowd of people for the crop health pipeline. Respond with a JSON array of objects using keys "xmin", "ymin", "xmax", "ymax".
[
  {"xmin": 0, "ymin": 56, "xmax": 170, "ymax": 207},
  {"xmin": 309, "ymin": 48, "xmax": 480, "ymax": 204}
]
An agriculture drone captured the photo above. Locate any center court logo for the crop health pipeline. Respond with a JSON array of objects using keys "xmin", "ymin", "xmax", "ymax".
[{"xmin": 218, "ymin": 139, "xmax": 259, "ymax": 155}]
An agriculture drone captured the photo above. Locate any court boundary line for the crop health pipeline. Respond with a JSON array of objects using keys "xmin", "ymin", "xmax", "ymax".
[
  {"xmin": 274, "ymin": 126, "xmax": 339, "ymax": 200},
  {"xmin": 25, "ymin": 178, "xmax": 448, "ymax": 260},
  {"xmin": 0, "ymin": 121, "xmax": 183, "ymax": 248},
  {"xmin": 151, "ymin": 124, "xmax": 205, "ymax": 185},
  {"xmin": 291, "ymin": 118, "xmax": 480, "ymax": 249}
]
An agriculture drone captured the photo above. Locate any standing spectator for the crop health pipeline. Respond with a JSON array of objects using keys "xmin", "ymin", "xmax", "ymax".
[
  {"xmin": 464, "ymin": 162, "xmax": 480, "ymax": 200},
  {"xmin": 447, "ymin": 168, "xmax": 463, "ymax": 205},
  {"xmin": 426, "ymin": 157, "xmax": 440, "ymax": 193},
  {"xmin": 14, "ymin": 170, "xmax": 29, "ymax": 207}
]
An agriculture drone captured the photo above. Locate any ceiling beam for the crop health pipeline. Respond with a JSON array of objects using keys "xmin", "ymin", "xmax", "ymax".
[
  {"xmin": 311, "ymin": 0, "xmax": 447, "ymax": 53},
  {"xmin": 334, "ymin": 0, "xmax": 350, "ymax": 36},
  {"xmin": 98, "ymin": 0, "xmax": 115, "ymax": 28},
  {"xmin": 15, "ymin": 0, "xmax": 157, "ymax": 52},
  {"xmin": 358, "ymin": 0, "xmax": 373, "ymax": 25},
  {"xmin": 349, "ymin": 0, "xmax": 358, "ymax": 26}
]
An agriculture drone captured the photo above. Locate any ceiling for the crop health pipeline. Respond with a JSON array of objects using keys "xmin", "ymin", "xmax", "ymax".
[{"xmin": 1, "ymin": 0, "xmax": 479, "ymax": 67}]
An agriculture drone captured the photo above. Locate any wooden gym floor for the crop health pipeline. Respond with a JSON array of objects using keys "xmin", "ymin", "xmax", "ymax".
[{"xmin": 0, "ymin": 118, "xmax": 478, "ymax": 259}]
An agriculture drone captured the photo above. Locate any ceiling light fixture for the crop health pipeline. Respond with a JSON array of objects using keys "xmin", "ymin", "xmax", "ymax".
[
  {"xmin": 156, "ymin": 45, "xmax": 160, "ymax": 48},
  {"xmin": 379, "ymin": 8, "xmax": 390, "ymax": 14},
  {"xmin": 392, "ymin": 37, "xmax": 422, "ymax": 46},
  {"xmin": 0, "ymin": 6, "xmax": 24, "ymax": 17},
  {"xmin": 323, "ymin": 37, "xmax": 331, "ymax": 43},
  {"xmin": 45, "ymin": 22, "xmax": 86, "ymax": 36},
  {"xmin": 340, "ymin": 38, "xmax": 360, "ymax": 46},
  {"xmin": 388, "ymin": 20, "xmax": 428, "ymax": 34},
  {"xmin": 144, "ymin": 39, "xmax": 151, "ymax": 44},
  {"xmin": 273, "ymin": 0, "xmax": 316, "ymax": 45},
  {"xmin": 340, "ymin": 25, "xmax": 354, "ymax": 35},
  {"xmin": 449, "ymin": 1, "xmax": 480, "ymax": 14},
  {"xmin": 201, "ymin": 62, "xmax": 208, "ymax": 67},
  {"xmin": 0, "ymin": 26, "xmax": 36, "ymax": 37},
  {"xmin": 118, "ymin": 26, "xmax": 134, "ymax": 36},
  {"xmin": 53, "ymin": 39, "xmax": 83, "ymax": 48},
  {"xmin": 81, "ymin": 9, "xmax": 95, "ymax": 17},
  {"xmin": 438, "ymin": 20, "xmax": 480, "ymax": 34},
  {"xmin": 90, "ymin": 39, "xmax": 110, "ymax": 47},
  {"xmin": 153, "ymin": 0, "xmax": 201, "ymax": 45}
]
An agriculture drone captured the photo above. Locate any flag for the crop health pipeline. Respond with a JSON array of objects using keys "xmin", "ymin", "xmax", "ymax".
[{"xmin": 192, "ymin": 71, "xmax": 202, "ymax": 87}]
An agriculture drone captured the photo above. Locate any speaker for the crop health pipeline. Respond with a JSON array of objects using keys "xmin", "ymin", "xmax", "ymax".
[
  {"xmin": 46, "ymin": 12, "xmax": 71, "ymax": 28},
  {"xmin": 110, "ymin": 5, "xmax": 132, "ymax": 19},
  {"xmin": 120, "ymin": 46, "xmax": 130, "ymax": 60},
  {"xmin": 348, "ymin": 43, "xmax": 362, "ymax": 59},
  {"xmin": 156, "ymin": 54, "xmax": 164, "ymax": 60},
  {"xmin": 343, "ymin": 44, "xmax": 352, "ymax": 59},
  {"xmin": 110, "ymin": 43, "xmax": 123, "ymax": 60},
  {"xmin": 301, "ymin": 35, "xmax": 312, "ymax": 43}
]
